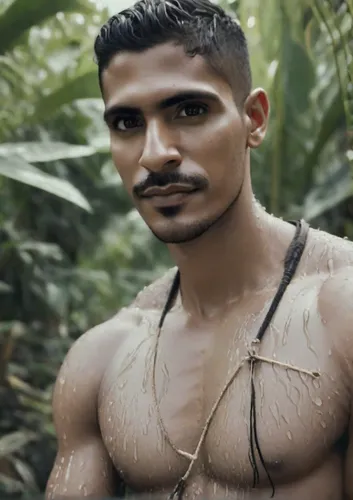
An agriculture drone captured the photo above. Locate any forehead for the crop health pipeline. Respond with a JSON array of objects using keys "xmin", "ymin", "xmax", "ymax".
[{"xmin": 101, "ymin": 42, "xmax": 233, "ymax": 110}]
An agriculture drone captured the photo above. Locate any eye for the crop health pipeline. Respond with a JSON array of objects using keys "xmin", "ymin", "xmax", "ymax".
[
  {"xmin": 112, "ymin": 116, "xmax": 144, "ymax": 131},
  {"xmin": 177, "ymin": 103, "xmax": 208, "ymax": 118}
]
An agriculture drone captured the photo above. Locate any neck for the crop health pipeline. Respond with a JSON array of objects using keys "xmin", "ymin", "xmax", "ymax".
[{"xmin": 168, "ymin": 188, "xmax": 296, "ymax": 319}]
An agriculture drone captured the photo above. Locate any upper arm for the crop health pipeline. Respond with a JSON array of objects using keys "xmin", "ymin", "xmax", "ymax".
[
  {"xmin": 46, "ymin": 322, "xmax": 124, "ymax": 499},
  {"xmin": 319, "ymin": 268, "xmax": 353, "ymax": 498},
  {"xmin": 345, "ymin": 415, "xmax": 353, "ymax": 499}
]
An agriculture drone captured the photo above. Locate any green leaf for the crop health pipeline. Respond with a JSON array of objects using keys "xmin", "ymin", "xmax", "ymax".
[
  {"xmin": 302, "ymin": 90, "xmax": 344, "ymax": 189},
  {"xmin": 33, "ymin": 70, "xmax": 101, "ymax": 122},
  {"xmin": 0, "ymin": 0, "xmax": 94, "ymax": 55},
  {"xmin": 0, "ymin": 156, "xmax": 92, "ymax": 211},
  {"xmin": 0, "ymin": 281, "xmax": 12, "ymax": 294},
  {"xmin": 90, "ymin": 134, "xmax": 110, "ymax": 153},
  {"xmin": 9, "ymin": 457, "xmax": 39, "ymax": 491},
  {"xmin": 0, "ymin": 141, "xmax": 97, "ymax": 162},
  {"xmin": 0, "ymin": 321, "xmax": 25, "ymax": 337},
  {"xmin": 303, "ymin": 162, "xmax": 352, "ymax": 220},
  {"xmin": 17, "ymin": 241, "xmax": 63, "ymax": 260},
  {"xmin": 0, "ymin": 431, "xmax": 36, "ymax": 457},
  {"xmin": 0, "ymin": 473, "xmax": 25, "ymax": 493}
]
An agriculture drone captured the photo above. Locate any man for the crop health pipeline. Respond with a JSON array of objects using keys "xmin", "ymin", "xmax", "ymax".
[{"xmin": 46, "ymin": 0, "xmax": 353, "ymax": 499}]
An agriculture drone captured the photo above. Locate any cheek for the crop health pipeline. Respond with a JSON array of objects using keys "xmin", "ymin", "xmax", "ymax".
[
  {"xmin": 183, "ymin": 117, "xmax": 244, "ymax": 184},
  {"xmin": 110, "ymin": 137, "xmax": 140, "ymax": 191}
]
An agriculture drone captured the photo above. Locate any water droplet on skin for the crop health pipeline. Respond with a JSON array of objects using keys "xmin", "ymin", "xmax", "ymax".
[
  {"xmin": 314, "ymin": 397, "xmax": 323, "ymax": 407},
  {"xmin": 59, "ymin": 377, "xmax": 65, "ymax": 385},
  {"xmin": 157, "ymin": 430, "xmax": 165, "ymax": 454},
  {"xmin": 319, "ymin": 244, "xmax": 328, "ymax": 264},
  {"xmin": 308, "ymin": 243, "xmax": 316, "ymax": 257},
  {"xmin": 312, "ymin": 377, "xmax": 321, "ymax": 390},
  {"xmin": 282, "ymin": 316, "xmax": 291, "ymax": 346},
  {"xmin": 120, "ymin": 406, "xmax": 127, "ymax": 427},
  {"xmin": 269, "ymin": 403, "xmax": 281, "ymax": 429},
  {"xmin": 116, "ymin": 338, "xmax": 149, "ymax": 378},
  {"xmin": 123, "ymin": 434, "xmax": 128, "ymax": 451},
  {"xmin": 303, "ymin": 309, "xmax": 317, "ymax": 356},
  {"xmin": 282, "ymin": 414, "xmax": 289, "ymax": 424},
  {"xmin": 148, "ymin": 404, "xmax": 154, "ymax": 418},
  {"xmin": 64, "ymin": 452, "xmax": 74, "ymax": 483},
  {"xmin": 286, "ymin": 430, "xmax": 293, "ymax": 440},
  {"xmin": 79, "ymin": 484, "xmax": 88, "ymax": 495},
  {"xmin": 321, "ymin": 421, "xmax": 327, "ymax": 428},
  {"xmin": 327, "ymin": 258, "xmax": 334, "ymax": 276}
]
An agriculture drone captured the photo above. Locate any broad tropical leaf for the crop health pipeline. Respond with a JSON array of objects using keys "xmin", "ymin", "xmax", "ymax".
[
  {"xmin": 0, "ymin": 141, "xmax": 97, "ymax": 163},
  {"xmin": 0, "ymin": 0, "xmax": 95, "ymax": 55},
  {"xmin": 0, "ymin": 281, "xmax": 12, "ymax": 294},
  {"xmin": 0, "ymin": 156, "xmax": 92, "ymax": 211},
  {"xmin": 302, "ymin": 90, "xmax": 344, "ymax": 190},
  {"xmin": 33, "ymin": 70, "xmax": 100, "ymax": 121},
  {"xmin": 0, "ymin": 431, "xmax": 36, "ymax": 457},
  {"xmin": 303, "ymin": 162, "xmax": 352, "ymax": 220}
]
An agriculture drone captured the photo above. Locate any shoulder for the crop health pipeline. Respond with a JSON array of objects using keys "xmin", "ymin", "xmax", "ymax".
[
  {"xmin": 51, "ymin": 313, "xmax": 130, "ymax": 429},
  {"xmin": 53, "ymin": 267, "xmax": 177, "ymax": 411},
  {"xmin": 129, "ymin": 266, "xmax": 178, "ymax": 311},
  {"xmin": 317, "ymin": 263, "xmax": 353, "ymax": 372},
  {"xmin": 304, "ymin": 226, "xmax": 353, "ymax": 273},
  {"xmin": 318, "ymin": 266, "xmax": 353, "ymax": 321},
  {"xmin": 299, "ymin": 226, "xmax": 353, "ymax": 360},
  {"xmin": 304, "ymin": 226, "xmax": 353, "ymax": 323}
]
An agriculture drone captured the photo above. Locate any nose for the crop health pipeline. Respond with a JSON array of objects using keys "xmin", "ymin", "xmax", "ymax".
[{"xmin": 138, "ymin": 120, "xmax": 182, "ymax": 172}]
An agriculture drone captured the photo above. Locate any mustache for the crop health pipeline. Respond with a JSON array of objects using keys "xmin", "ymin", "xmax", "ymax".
[{"xmin": 133, "ymin": 171, "xmax": 208, "ymax": 198}]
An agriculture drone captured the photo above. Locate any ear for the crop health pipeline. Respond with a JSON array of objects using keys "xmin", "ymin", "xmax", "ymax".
[{"xmin": 244, "ymin": 88, "xmax": 270, "ymax": 149}]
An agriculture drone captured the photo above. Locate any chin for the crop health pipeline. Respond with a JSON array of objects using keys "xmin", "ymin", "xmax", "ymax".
[{"xmin": 149, "ymin": 218, "xmax": 216, "ymax": 244}]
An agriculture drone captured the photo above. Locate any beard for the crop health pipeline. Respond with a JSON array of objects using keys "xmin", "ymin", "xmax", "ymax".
[{"xmin": 148, "ymin": 180, "xmax": 244, "ymax": 244}]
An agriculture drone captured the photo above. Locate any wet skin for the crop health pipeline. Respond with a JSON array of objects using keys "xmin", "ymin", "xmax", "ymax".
[{"xmin": 46, "ymin": 43, "xmax": 353, "ymax": 499}]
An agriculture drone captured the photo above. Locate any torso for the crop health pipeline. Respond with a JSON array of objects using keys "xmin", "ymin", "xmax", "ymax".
[{"xmin": 97, "ymin": 226, "xmax": 353, "ymax": 499}]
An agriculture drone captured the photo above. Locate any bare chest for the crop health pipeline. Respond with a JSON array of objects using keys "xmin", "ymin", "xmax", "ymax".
[{"xmin": 98, "ymin": 296, "xmax": 349, "ymax": 491}]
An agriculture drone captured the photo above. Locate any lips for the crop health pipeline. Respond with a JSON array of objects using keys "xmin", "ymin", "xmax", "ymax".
[
  {"xmin": 141, "ymin": 184, "xmax": 197, "ymax": 198},
  {"xmin": 140, "ymin": 184, "xmax": 199, "ymax": 208}
]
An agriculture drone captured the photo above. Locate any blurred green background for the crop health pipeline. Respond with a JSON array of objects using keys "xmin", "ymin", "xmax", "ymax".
[{"xmin": 0, "ymin": 0, "xmax": 352, "ymax": 495}]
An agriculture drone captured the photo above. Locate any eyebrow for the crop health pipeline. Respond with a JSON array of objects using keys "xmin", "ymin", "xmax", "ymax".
[{"xmin": 103, "ymin": 90, "xmax": 220, "ymax": 123}]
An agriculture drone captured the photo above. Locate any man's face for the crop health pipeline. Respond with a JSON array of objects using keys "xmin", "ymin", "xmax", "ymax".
[{"xmin": 102, "ymin": 42, "xmax": 251, "ymax": 244}]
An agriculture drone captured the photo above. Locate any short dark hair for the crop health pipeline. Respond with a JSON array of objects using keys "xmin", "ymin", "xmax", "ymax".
[{"xmin": 94, "ymin": 0, "xmax": 252, "ymax": 105}]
